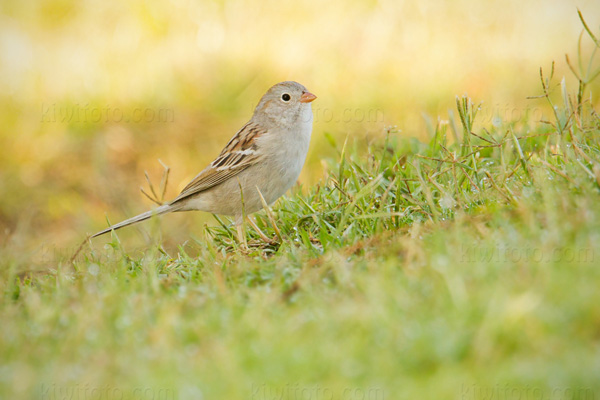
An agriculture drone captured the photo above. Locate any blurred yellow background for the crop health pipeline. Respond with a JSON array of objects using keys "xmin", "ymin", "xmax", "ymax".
[{"xmin": 1, "ymin": 0, "xmax": 599, "ymax": 256}]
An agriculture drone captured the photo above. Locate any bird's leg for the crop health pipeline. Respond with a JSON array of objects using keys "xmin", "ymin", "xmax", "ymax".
[
  {"xmin": 235, "ymin": 216, "xmax": 248, "ymax": 250},
  {"xmin": 235, "ymin": 178, "xmax": 249, "ymax": 250},
  {"xmin": 247, "ymin": 215, "xmax": 274, "ymax": 244}
]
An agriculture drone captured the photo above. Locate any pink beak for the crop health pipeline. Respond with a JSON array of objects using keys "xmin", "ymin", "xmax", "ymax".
[{"xmin": 299, "ymin": 91, "xmax": 317, "ymax": 103}]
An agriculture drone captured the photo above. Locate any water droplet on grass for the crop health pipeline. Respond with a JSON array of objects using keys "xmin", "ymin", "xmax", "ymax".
[{"xmin": 88, "ymin": 264, "xmax": 99, "ymax": 276}]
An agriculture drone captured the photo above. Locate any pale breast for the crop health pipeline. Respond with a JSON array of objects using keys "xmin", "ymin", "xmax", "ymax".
[{"xmin": 179, "ymin": 105, "xmax": 313, "ymax": 218}]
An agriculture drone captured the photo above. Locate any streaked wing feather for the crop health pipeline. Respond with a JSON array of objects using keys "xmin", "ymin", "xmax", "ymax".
[{"xmin": 171, "ymin": 122, "xmax": 265, "ymax": 203}]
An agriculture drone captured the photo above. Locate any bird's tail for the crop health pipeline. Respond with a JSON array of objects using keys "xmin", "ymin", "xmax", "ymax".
[{"xmin": 90, "ymin": 204, "xmax": 178, "ymax": 238}]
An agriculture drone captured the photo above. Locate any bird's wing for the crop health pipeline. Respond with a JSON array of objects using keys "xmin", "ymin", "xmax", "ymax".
[{"xmin": 170, "ymin": 122, "xmax": 266, "ymax": 204}]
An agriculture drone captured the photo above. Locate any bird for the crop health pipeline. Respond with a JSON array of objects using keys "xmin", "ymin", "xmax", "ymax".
[{"xmin": 88, "ymin": 81, "xmax": 316, "ymax": 247}]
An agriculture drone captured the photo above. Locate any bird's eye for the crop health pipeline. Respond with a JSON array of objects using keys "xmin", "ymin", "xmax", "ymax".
[{"xmin": 281, "ymin": 93, "xmax": 291, "ymax": 102}]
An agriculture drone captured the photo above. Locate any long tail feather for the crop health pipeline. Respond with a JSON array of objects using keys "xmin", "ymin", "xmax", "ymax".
[{"xmin": 91, "ymin": 204, "xmax": 176, "ymax": 238}]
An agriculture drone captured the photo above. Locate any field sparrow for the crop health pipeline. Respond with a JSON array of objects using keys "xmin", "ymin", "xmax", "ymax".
[{"xmin": 89, "ymin": 81, "xmax": 316, "ymax": 245}]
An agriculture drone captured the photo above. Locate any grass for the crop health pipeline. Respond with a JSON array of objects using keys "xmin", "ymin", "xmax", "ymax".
[{"xmin": 2, "ymin": 20, "xmax": 600, "ymax": 400}]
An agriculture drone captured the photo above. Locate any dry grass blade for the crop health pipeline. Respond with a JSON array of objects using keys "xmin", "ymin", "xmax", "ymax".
[
  {"xmin": 158, "ymin": 159, "xmax": 171, "ymax": 202},
  {"xmin": 565, "ymin": 54, "xmax": 582, "ymax": 81},
  {"xmin": 140, "ymin": 187, "xmax": 163, "ymax": 206},
  {"xmin": 256, "ymin": 186, "xmax": 283, "ymax": 242},
  {"xmin": 247, "ymin": 215, "xmax": 276, "ymax": 244},
  {"xmin": 144, "ymin": 171, "xmax": 159, "ymax": 201},
  {"xmin": 578, "ymin": 9, "xmax": 600, "ymax": 49},
  {"xmin": 140, "ymin": 161, "xmax": 172, "ymax": 205},
  {"xmin": 538, "ymin": 159, "xmax": 576, "ymax": 185},
  {"xmin": 484, "ymin": 171, "xmax": 514, "ymax": 203},
  {"xmin": 69, "ymin": 236, "xmax": 90, "ymax": 264}
]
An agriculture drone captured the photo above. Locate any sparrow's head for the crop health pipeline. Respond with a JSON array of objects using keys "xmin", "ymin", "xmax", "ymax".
[{"xmin": 253, "ymin": 81, "xmax": 316, "ymax": 126}]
